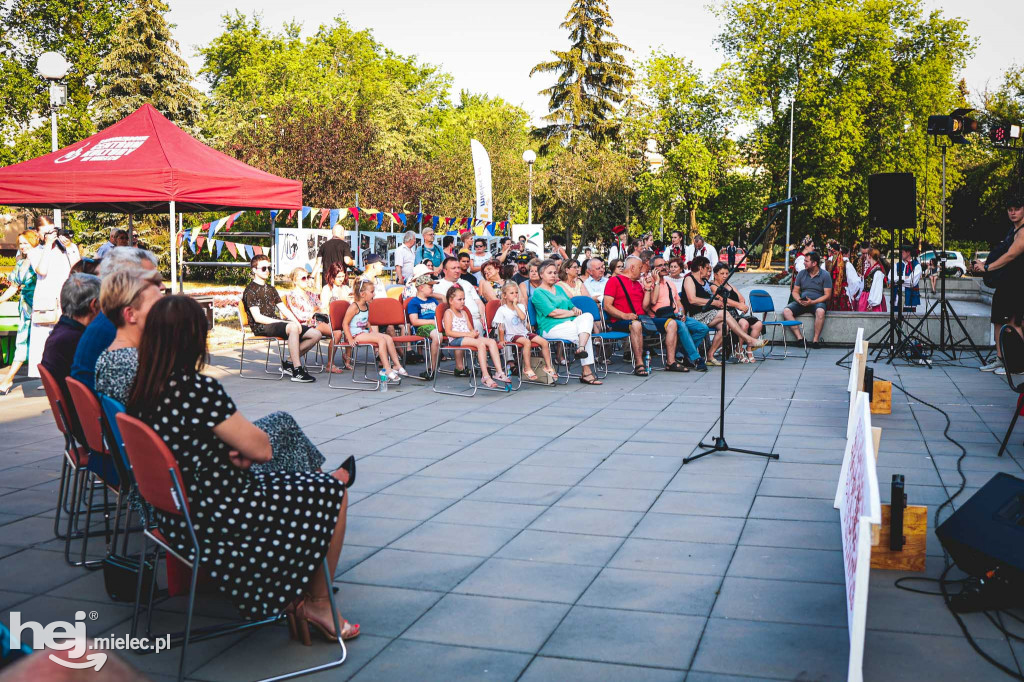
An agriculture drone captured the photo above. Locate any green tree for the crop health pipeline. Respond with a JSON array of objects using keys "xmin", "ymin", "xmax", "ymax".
[
  {"xmin": 530, "ymin": 0, "xmax": 634, "ymax": 145},
  {"xmin": 0, "ymin": 0, "xmax": 130, "ymax": 166},
  {"xmin": 717, "ymin": 0, "xmax": 974, "ymax": 267},
  {"xmin": 93, "ymin": 0, "xmax": 203, "ymax": 131}
]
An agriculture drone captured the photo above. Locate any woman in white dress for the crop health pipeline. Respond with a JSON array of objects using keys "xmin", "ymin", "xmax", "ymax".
[{"xmin": 27, "ymin": 220, "xmax": 80, "ymax": 377}]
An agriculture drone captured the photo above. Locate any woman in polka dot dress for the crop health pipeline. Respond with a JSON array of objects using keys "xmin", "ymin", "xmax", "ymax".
[{"xmin": 128, "ymin": 296, "xmax": 358, "ymax": 641}]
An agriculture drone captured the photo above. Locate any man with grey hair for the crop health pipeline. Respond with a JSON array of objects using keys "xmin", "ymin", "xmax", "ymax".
[
  {"xmin": 71, "ymin": 247, "xmax": 160, "ymax": 389},
  {"xmin": 394, "ymin": 230, "xmax": 417, "ymax": 284},
  {"xmin": 40, "ymin": 274, "xmax": 102, "ymax": 384},
  {"xmin": 583, "ymin": 258, "xmax": 609, "ymax": 301}
]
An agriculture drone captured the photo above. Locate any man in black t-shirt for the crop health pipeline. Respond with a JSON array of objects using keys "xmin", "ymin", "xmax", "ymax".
[
  {"xmin": 457, "ymin": 252, "xmax": 479, "ymax": 287},
  {"xmin": 314, "ymin": 225, "xmax": 354, "ymax": 286},
  {"xmin": 242, "ymin": 255, "xmax": 321, "ymax": 382}
]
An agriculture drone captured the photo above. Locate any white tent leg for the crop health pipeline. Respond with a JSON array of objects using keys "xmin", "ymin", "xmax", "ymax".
[{"xmin": 170, "ymin": 200, "xmax": 177, "ymax": 290}]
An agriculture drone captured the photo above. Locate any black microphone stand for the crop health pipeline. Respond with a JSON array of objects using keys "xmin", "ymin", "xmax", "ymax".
[{"xmin": 683, "ymin": 205, "xmax": 785, "ymax": 465}]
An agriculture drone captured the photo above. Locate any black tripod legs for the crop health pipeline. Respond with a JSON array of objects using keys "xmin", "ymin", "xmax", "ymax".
[{"xmin": 684, "ymin": 437, "xmax": 780, "ymax": 464}]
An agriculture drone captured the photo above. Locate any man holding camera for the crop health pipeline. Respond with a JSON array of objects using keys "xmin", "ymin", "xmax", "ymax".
[{"xmin": 27, "ymin": 215, "xmax": 80, "ymax": 378}]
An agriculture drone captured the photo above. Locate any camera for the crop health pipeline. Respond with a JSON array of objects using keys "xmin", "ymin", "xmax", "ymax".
[{"xmin": 56, "ymin": 228, "xmax": 73, "ymax": 240}]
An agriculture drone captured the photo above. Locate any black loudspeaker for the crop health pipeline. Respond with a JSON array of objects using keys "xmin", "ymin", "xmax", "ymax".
[
  {"xmin": 936, "ymin": 472, "xmax": 1024, "ymax": 581},
  {"xmin": 868, "ymin": 173, "xmax": 917, "ymax": 230}
]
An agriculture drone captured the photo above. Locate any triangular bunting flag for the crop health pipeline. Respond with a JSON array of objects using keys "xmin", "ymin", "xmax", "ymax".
[
  {"xmin": 207, "ymin": 234, "xmax": 216, "ymax": 254},
  {"xmin": 243, "ymin": 244, "xmax": 254, "ymax": 260},
  {"xmin": 287, "ymin": 210, "xmax": 297, "ymax": 223},
  {"xmin": 224, "ymin": 211, "xmax": 241, "ymax": 230},
  {"xmin": 329, "ymin": 209, "xmax": 340, "ymax": 228},
  {"xmin": 318, "ymin": 208, "xmax": 329, "ymax": 228},
  {"xmin": 270, "ymin": 210, "xmax": 279, "ymax": 221},
  {"xmin": 196, "ymin": 235, "xmax": 206, "ymax": 250},
  {"xmin": 348, "ymin": 207, "xmax": 359, "ymax": 220},
  {"xmin": 253, "ymin": 245, "xmax": 263, "ymax": 256},
  {"xmin": 176, "ymin": 231, "xmax": 184, "ymax": 247},
  {"xmin": 215, "ymin": 240, "xmax": 224, "ymax": 258},
  {"xmin": 377, "ymin": 213, "xmax": 384, "ymax": 229},
  {"xmin": 190, "ymin": 226, "xmax": 201, "ymax": 247},
  {"xmin": 433, "ymin": 216, "xmax": 440, "ymax": 229},
  {"xmin": 300, "ymin": 207, "xmax": 311, "ymax": 221},
  {"xmin": 225, "ymin": 241, "xmax": 238, "ymax": 258}
]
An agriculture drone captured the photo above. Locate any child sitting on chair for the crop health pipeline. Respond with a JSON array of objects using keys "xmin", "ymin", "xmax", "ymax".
[
  {"xmin": 442, "ymin": 287, "xmax": 509, "ymax": 389},
  {"xmin": 342, "ymin": 280, "xmax": 407, "ymax": 381},
  {"xmin": 492, "ymin": 282, "xmax": 555, "ymax": 381},
  {"xmin": 406, "ymin": 273, "xmax": 441, "ymax": 380}
]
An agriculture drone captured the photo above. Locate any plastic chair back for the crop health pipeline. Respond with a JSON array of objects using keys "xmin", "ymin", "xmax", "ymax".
[
  {"xmin": 65, "ymin": 377, "xmax": 105, "ymax": 454},
  {"xmin": 572, "ymin": 295, "xmax": 600, "ymax": 321},
  {"xmin": 527, "ymin": 301, "xmax": 538, "ymax": 328},
  {"xmin": 368, "ymin": 298, "xmax": 406, "ymax": 327},
  {"xmin": 116, "ymin": 413, "xmax": 189, "ymax": 517},
  {"xmin": 329, "ymin": 300, "xmax": 350, "ymax": 333},
  {"xmin": 748, "ymin": 289, "xmax": 776, "ymax": 314},
  {"xmin": 37, "ymin": 364, "xmax": 73, "ymax": 437},
  {"xmin": 237, "ymin": 302, "xmax": 250, "ymax": 329},
  {"xmin": 485, "ymin": 300, "xmax": 502, "ymax": 331},
  {"xmin": 99, "ymin": 394, "xmax": 131, "ymax": 478}
]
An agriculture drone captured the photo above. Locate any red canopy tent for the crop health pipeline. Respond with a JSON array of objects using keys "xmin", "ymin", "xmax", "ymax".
[{"xmin": 0, "ymin": 103, "xmax": 301, "ymax": 287}]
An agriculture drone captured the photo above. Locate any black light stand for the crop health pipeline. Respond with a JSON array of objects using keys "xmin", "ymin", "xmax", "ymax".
[
  {"xmin": 683, "ymin": 206, "xmax": 784, "ymax": 465},
  {"xmin": 890, "ymin": 142, "xmax": 985, "ymax": 364}
]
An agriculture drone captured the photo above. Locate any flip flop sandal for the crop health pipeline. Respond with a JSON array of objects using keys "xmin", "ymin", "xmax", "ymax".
[
  {"xmin": 525, "ymin": 371, "xmax": 539, "ymax": 381},
  {"xmin": 633, "ymin": 365, "xmax": 649, "ymax": 376},
  {"xmin": 482, "ymin": 377, "xmax": 499, "ymax": 388}
]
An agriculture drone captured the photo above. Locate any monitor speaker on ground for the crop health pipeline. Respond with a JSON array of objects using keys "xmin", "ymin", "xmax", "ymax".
[
  {"xmin": 936, "ymin": 472, "xmax": 1024, "ymax": 582},
  {"xmin": 868, "ymin": 173, "xmax": 917, "ymax": 231}
]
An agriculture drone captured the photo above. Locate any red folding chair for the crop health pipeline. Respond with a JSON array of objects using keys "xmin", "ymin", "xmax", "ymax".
[
  {"xmin": 116, "ymin": 413, "xmax": 347, "ymax": 682},
  {"xmin": 326, "ymin": 299, "xmax": 380, "ymax": 390},
  {"xmin": 431, "ymin": 302, "xmax": 479, "ymax": 397},
  {"xmin": 237, "ymin": 303, "xmax": 286, "ymax": 380},
  {"xmin": 368, "ymin": 298, "xmax": 428, "ymax": 380}
]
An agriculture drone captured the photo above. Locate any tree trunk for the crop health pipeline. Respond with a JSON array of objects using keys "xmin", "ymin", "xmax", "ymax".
[
  {"xmin": 759, "ymin": 224, "xmax": 779, "ymax": 270},
  {"xmin": 689, "ymin": 208, "xmax": 698, "ymax": 241}
]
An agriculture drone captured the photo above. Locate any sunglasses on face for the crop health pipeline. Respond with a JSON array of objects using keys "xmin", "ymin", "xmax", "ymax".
[
  {"xmin": 256, "ymin": 266, "xmax": 270, "ymax": 272},
  {"xmin": 297, "ymin": 276, "xmax": 308, "ymax": 282}
]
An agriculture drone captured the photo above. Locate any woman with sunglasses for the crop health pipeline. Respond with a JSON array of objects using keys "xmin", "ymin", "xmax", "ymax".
[
  {"xmin": 557, "ymin": 258, "xmax": 585, "ymax": 298},
  {"xmin": 286, "ymin": 267, "xmax": 341, "ymax": 372}
]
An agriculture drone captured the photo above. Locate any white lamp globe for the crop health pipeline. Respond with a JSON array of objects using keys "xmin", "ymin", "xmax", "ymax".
[
  {"xmin": 522, "ymin": 150, "xmax": 537, "ymax": 164},
  {"xmin": 37, "ymin": 52, "xmax": 70, "ymax": 80}
]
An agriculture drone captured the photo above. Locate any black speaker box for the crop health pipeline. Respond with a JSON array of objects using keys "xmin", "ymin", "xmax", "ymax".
[
  {"xmin": 868, "ymin": 173, "xmax": 917, "ymax": 231},
  {"xmin": 936, "ymin": 472, "xmax": 1024, "ymax": 581}
]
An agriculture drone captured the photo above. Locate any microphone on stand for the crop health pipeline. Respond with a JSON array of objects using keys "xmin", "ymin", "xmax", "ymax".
[{"xmin": 763, "ymin": 195, "xmax": 802, "ymax": 211}]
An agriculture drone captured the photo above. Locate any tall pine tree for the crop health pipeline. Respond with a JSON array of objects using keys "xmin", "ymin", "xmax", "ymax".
[
  {"xmin": 530, "ymin": 0, "xmax": 633, "ymax": 145},
  {"xmin": 94, "ymin": 0, "xmax": 202, "ymax": 131}
]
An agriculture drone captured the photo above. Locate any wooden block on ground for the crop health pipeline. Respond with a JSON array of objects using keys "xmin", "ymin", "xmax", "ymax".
[
  {"xmin": 871, "ymin": 380, "xmax": 892, "ymax": 415},
  {"xmin": 871, "ymin": 504, "xmax": 927, "ymax": 572},
  {"xmin": 872, "ymin": 427, "xmax": 882, "ymax": 461}
]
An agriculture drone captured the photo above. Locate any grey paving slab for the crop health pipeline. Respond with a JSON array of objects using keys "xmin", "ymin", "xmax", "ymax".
[
  {"xmin": 340, "ymin": 548, "xmax": 483, "ymax": 591},
  {"xmin": 665, "ymin": 472, "xmax": 762, "ymax": 495},
  {"xmin": 388, "ymin": 521, "xmax": 518, "ymax": 557},
  {"xmin": 748, "ymin": 495, "xmax": 839, "ymax": 522},
  {"xmin": 350, "ymin": 639, "xmax": 531, "ymax": 682},
  {"xmin": 862, "ymin": 630, "xmax": 1021, "ymax": 681},
  {"xmin": 539, "ymin": 604, "xmax": 703, "ymax": 670},
  {"xmin": 467, "ymin": 480, "xmax": 569, "ymax": 505},
  {"xmin": 528, "ymin": 506, "xmax": 644, "ymax": 537},
  {"xmin": 379, "ymin": 475, "xmax": 483, "ymax": 500},
  {"xmin": 518, "ymin": 657, "xmax": 685, "ymax": 682},
  {"xmin": 453, "ymin": 557, "xmax": 600, "ymax": 603},
  {"xmin": 495, "ymin": 529, "xmax": 624, "ymax": 567},
  {"xmin": 555, "ymin": 485, "xmax": 660, "ymax": 512},
  {"xmin": 629, "ymin": 513, "xmax": 746, "ymax": 545},
  {"xmin": 349, "ymin": 493, "xmax": 455, "ymax": 521},
  {"xmin": 341, "ymin": 516, "xmax": 420, "ymax": 548},
  {"xmin": 649, "ymin": 491, "xmax": 754, "ymax": 518},
  {"xmin": 712, "ymin": 576, "xmax": 846, "ymax": 626},
  {"xmin": 690, "ymin": 618, "xmax": 848, "ymax": 680},
  {"xmin": 578, "ymin": 566, "xmax": 721, "ymax": 616},
  {"xmin": 739, "ymin": 518, "xmax": 841, "ymax": 551},
  {"xmin": 431, "ymin": 499, "xmax": 547, "ymax": 529},
  {"xmin": 402, "ymin": 593, "xmax": 569, "ymax": 653},
  {"xmin": 497, "ymin": 464, "xmax": 590, "ymax": 486},
  {"xmin": 727, "ymin": 545, "xmax": 845, "ymax": 584},
  {"xmin": 608, "ymin": 538, "xmax": 734, "ymax": 576}
]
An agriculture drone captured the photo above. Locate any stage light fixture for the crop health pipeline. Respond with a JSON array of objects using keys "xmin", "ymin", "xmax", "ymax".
[
  {"xmin": 927, "ymin": 108, "xmax": 979, "ymax": 144},
  {"xmin": 990, "ymin": 123, "xmax": 1022, "ymax": 145}
]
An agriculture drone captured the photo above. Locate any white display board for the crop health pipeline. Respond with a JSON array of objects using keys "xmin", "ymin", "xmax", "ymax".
[
  {"xmin": 511, "ymin": 224, "xmax": 545, "ymax": 259},
  {"xmin": 835, "ymin": 391, "xmax": 882, "ymax": 682},
  {"xmin": 274, "ymin": 227, "xmax": 333, "ymax": 276}
]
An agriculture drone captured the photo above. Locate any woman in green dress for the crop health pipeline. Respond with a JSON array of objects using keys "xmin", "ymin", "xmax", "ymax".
[{"xmin": 0, "ymin": 231, "xmax": 39, "ymax": 395}]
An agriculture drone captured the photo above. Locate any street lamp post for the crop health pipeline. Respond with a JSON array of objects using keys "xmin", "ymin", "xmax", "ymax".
[
  {"xmin": 522, "ymin": 150, "xmax": 536, "ymax": 223},
  {"xmin": 37, "ymin": 52, "xmax": 70, "ymax": 228}
]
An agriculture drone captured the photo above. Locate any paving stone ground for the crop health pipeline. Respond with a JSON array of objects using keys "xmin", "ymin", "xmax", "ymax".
[{"xmin": 1, "ymin": 346, "xmax": 1023, "ymax": 681}]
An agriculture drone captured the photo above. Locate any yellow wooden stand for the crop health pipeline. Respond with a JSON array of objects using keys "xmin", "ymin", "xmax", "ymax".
[
  {"xmin": 871, "ymin": 504, "xmax": 928, "ymax": 572},
  {"xmin": 870, "ymin": 380, "xmax": 892, "ymax": 415}
]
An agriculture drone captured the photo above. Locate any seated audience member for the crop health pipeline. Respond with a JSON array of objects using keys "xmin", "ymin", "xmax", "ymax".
[
  {"xmin": 519, "ymin": 258, "xmax": 542, "ymax": 306},
  {"xmin": 557, "ymin": 258, "xmax": 586, "ymax": 298},
  {"xmin": 320, "ymin": 262, "xmax": 353, "ymax": 311},
  {"xmin": 583, "ymin": 258, "xmax": 609, "ymax": 302},
  {"xmin": 683, "ymin": 256, "xmax": 765, "ymax": 365},
  {"xmin": 127, "ymin": 295, "xmax": 358, "ymax": 639},
  {"xmin": 710, "ymin": 263, "xmax": 763, "ymax": 363},
  {"xmin": 608, "ymin": 258, "xmax": 625, "ymax": 278},
  {"xmin": 406, "ymin": 273, "xmax": 441, "ymax": 380},
  {"xmin": 71, "ymin": 246, "xmax": 159, "ymax": 389},
  {"xmin": 665, "ymin": 258, "xmax": 686, "ymax": 295},
  {"xmin": 342, "ymin": 279, "xmax": 407, "ymax": 381},
  {"xmin": 649, "ymin": 255, "xmax": 708, "ymax": 372},
  {"xmin": 470, "ymin": 238, "xmax": 491, "ymax": 282},
  {"xmin": 442, "ymin": 235, "xmax": 456, "ymax": 259},
  {"xmin": 360, "ymin": 254, "xmax": 389, "ymax": 299},
  {"xmin": 434, "ymin": 256, "xmax": 487, "ymax": 332},
  {"xmin": 492, "ymin": 281, "xmax": 555, "ymax": 381},
  {"xmin": 579, "ymin": 247, "xmax": 593, "ymax": 265},
  {"xmin": 94, "ymin": 269, "xmax": 163, "ymax": 404},
  {"xmin": 95, "ymin": 229, "xmax": 124, "ymax": 259},
  {"xmin": 242, "ymin": 254, "xmax": 322, "ymax": 383},
  {"xmin": 479, "ymin": 260, "xmax": 508, "ymax": 303},
  {"xmin": 286, "ymin": 267, "xmax": 339, "ymax": 372},
  {"xmin": 459, "ymin": 230, "xmax": 474, "ymax": 255},
  {"xmin": 511, "ymin": 254, "xmax": 531, "ymax": 284},
  {"xmin": 457, "ymin": 252, "xmax": 479, "ymax": 287},
  {"xmin": 534, "ymin": 259, "xmax": 604, "ymax": 385},
  {"xmin": 441, "ymin": 286, "xmax": 509, "ymax": 388},
  {"xmin": 783, "ymin": 250, "xmax": 832, "ymax": 348},
  {"xmin": 603, "ymin": 256, "xmax": 684, "ymax": 375},
  {"xmin": 41, "ymin": 274, "xmax": 101, "ymax": 383}
]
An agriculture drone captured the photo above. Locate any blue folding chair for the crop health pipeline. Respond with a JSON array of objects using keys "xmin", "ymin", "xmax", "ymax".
[
  {"xmin": 571, "ymin": 296, "xmax": 631, "ymax": 377},
  {"xmin": 748, "ymin": 289, "xmax": 808, "ymax": 359}
]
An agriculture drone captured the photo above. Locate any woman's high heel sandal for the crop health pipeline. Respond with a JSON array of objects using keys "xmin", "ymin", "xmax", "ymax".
[
  {"xmin": 292, "ymin": 597, "xmax": 360, "ymax": 645},
  {"xmin": 339, "ymin": 455, "xmax": 356, "ymax": 489}
]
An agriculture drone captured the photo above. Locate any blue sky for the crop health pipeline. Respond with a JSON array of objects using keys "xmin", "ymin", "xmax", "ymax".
[{"xmin": 169, "ymin": 0, "xmax": 1021, "ymax": 121}]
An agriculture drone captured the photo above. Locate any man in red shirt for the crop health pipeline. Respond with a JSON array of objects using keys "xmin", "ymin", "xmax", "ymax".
[{"xmin": 603, "ymin": 256, "xmax": 681, "ymax": 376}]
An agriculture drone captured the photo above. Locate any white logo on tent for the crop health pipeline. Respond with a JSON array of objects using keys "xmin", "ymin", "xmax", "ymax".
[
  {"xmin": 77, "ymin": 136, "xmax": 148, "ymax": 162},
  {"xmin": 53, "ymin": 143, "xmax": 91, "ymax": 164}
]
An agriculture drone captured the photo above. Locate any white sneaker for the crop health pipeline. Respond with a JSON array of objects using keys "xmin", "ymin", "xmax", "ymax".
[
  {"xmin": 981, "ymin": 358, "xmax": 1003, "ymax": 372},
  {"xmin": 995, "ymin": 367, "xmax": 1006, "ymax": 375}
]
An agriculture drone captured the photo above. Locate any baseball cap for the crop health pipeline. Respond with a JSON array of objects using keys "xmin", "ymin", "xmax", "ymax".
[{"xmin": 412, "ymin": 273, "xmax": 437, "ymax": 288}]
